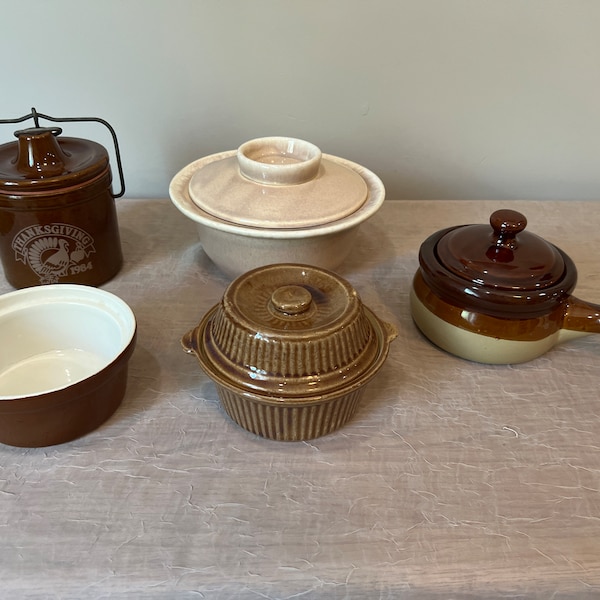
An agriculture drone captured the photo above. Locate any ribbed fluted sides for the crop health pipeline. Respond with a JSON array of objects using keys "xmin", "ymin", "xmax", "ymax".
[
  {"xmin": 216, "ymin": 386, "xmax": 364, "ymax": 441},
  {"xmin": 210, "ymin": 306, "xmax": 372, "ymax": 378}
]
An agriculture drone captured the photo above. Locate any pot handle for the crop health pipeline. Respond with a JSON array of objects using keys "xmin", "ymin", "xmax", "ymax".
[
  {"xmin": 0, "ymin": 107, "xmax": 126, "ymax": 198},
  {"xmin": 382, "ymin": 320, "xmax": 398, "ymax": 344},
  {"xmin": 563, "ymin": 296, "xmax": 600, "ymax": 334},
  {"xmin": 181, "ymin": 328, "xmax": 199, "ymax": 354}
]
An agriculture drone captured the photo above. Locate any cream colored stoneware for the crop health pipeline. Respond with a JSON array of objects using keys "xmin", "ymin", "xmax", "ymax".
[
  {"xmin": 236, "ymin": 137, "xmax": 322, "ymax": 186},
  {"xmin": 169, "ymin": 137, "xmax": 385, "ymax": 277}
]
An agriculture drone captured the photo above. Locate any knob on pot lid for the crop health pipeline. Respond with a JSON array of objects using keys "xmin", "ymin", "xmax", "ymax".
[
  {"xmin": 437, "ymin": 209, "xmax": 566, "ymax": 289},
  {"xmin": 0, "ymin": 126, "xmax": 109, "ymax": 192},
  {"xmin": 419, "ymin": 209, "xmax": 578, "ymax": 317}
]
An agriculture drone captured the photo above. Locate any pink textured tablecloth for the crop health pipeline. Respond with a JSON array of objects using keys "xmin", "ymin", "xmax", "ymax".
[{"xmin": 1, "ymin": 199, "xmax": 599, "ymax": 598}]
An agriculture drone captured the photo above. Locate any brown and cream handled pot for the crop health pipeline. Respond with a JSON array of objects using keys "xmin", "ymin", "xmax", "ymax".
[{"xmin": 410, "ymin": 209, "xmax": 600, "ymax": 364}]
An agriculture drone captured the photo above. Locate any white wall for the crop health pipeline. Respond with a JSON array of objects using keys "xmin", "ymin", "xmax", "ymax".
[{"xmin": 3, "ymin": 0, "xmax": 600, "ymax": 200}]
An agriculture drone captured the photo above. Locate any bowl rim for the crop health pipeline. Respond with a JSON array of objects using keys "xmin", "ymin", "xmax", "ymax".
[
  {"xmin": 0, "ymin": 284, "xmax": 137, "ymax": 401},
  {"xmin": 169, "ymin": 151, "xmax": 385, "ymax": 239}
]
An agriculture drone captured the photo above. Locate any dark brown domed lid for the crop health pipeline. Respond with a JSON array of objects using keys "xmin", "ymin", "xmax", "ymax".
[
  {"xmin": 419, "ymin": 209, "xmax": 578, "ymax": 317},
  {"xmin": 438, "ymin": 209, "xmax": 566, "ymax": 289},
  {"xmin": 0, "ymin": 126, "xmax": 109, "ymax": 193}
]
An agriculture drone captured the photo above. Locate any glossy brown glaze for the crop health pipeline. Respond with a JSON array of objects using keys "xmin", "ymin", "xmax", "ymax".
[
  {"xmin": 207, "ymin": 264, "xmax": 378, "ymax": 396},
  {"xmin": 563, "ymin": 296, "xmax": 600, "ymax": 333},
  {"xmin": 412, "ymin": 270, "xmax": 566, "ymax": 341},
  {"xmin": 182, "ymin": 263, "xmax": 397, "ymax": 440},
  {"xmin": 418, "ymin": 210, "xmax": 578, "ymax": 318},
  {"xmin": 0, "ymin": 128, "xmax": 122, "ymax": 288},
  {"xmin": 2, "ymin": 129, "xmax": 108, "ymax": 186},
  {"xmin": 415, "ymin": 209, "xmax": 600, "ymax": 346},
  {"xmin": 210, "ymin": 354, "xmax": 369, "ymax": 442},
  {"xmin": 437, "ymin": 209, "xmax": 567, "ymax": 292},
  {"xmin": 0, "ymin": 333, "xmax": 136, "ymax": 448}
]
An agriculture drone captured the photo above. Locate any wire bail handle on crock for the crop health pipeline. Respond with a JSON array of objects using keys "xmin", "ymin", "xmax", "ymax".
[{"xmin": 0, "ymin": 107, "xmax": 125, "ymax": 198}]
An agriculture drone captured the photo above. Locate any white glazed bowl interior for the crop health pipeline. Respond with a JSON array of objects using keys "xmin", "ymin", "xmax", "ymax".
[
  {"xmin": 0, "ymin": 284, "xmax": 136, "ymax": 399},
  {"xmin": 169, "ymin": 150, "xmax": 385, "ymax": 276}
]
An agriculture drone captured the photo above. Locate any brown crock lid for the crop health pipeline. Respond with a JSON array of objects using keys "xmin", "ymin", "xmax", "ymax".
[
  {"xmin": 189, "ymin": 263, "xmax": 382, "ymax": 396},
  {"xmin": 419, "ymin": 209, "xmax": 578, "ymax": 317},
  {"xmin": 0, "ymin": 126, "xmax": 109, "ymax": 193}
]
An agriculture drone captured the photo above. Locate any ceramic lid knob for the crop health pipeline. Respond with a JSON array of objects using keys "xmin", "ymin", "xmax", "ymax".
[
  {"xmin": 237, "ymin": 137, "xmax": 322, "ymax": 185},
  {"xmin": 490, "ymin": 209, "xmax": 527, "ymax": 244},
  {"xmin": 14, "ymin": 127, "xmax": 67, "ymax": 178},
  {"xmin": 270, "ymin": 285, "xmax": 312, "ymax": 316},
  {"xmin": 486, "ymin": 209, "xmax": 529, "ymax": 262}
]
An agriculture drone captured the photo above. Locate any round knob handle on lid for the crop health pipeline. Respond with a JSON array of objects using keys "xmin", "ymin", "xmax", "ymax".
[
  {"xmin": 486, "ymin": 209, "xmax": 527, "ymax": 262},
  {"xmin": 270, "ymin": 285, "xmax": 313, "ymax": 316},
  {"xmin": 13, "ymin": 126, "xmax": 67, "ymax": 178},
  {"xmin": 490, "ymin": 209, "xmax": 527, "ymax": 242},
  {"xmin": 237, "ymin": 136, "xmax": 322, "ymax": 185}
]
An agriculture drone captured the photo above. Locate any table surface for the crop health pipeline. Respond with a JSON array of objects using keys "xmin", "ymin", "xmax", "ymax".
[{"xmin": 1, "ymin": 199, "xmax": 600, "ymax": 599}]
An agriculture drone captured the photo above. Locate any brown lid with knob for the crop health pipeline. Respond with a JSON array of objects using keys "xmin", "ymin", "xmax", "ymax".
[
  {"xmin": 0, "ymin": 126, "xmax": 109, "ymax": 193},
  {"xmin": 418, "ymin": 209, "xmax": 578, "ymax": 317},
  {"xmin": 185, "ymin": 263, "xmax": 386, "ymax": 397}
]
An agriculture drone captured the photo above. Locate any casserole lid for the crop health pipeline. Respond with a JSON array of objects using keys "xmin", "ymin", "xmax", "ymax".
[
  {"xmin": 186, "ymin": 137, "xmax": 368, "ymax": 229},
  {"xmin": 419, "ymin": 209, "xmax": 578, "ymax": 317},
  {"xmin": 183, "ymin": 263, "xmax": 391, "ymax": 397},
  {"xmin": 0, "ymin": 126, "xmax": 109, "ymax": 193}
]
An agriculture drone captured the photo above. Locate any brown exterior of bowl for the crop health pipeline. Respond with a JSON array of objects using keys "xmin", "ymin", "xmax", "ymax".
[
  {"xmin": 215, "ymin": 381, "xmax": 365, "ymax": 441},
  {"xmin": 0, "ymin": 333, "xmax": 136, "ymax": 448}
]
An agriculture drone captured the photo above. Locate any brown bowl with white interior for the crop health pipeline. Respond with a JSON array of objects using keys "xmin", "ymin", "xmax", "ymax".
[{"xmin": 0, "ymin": 284, "xmax": 136, "ymax": 447}]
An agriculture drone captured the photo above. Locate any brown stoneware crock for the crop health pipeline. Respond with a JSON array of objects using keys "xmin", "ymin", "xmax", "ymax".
[
  {"xmin": 182, "ymin": 263, "xmax": 397, "ymax": 441},
  {"xmin": 0, "ymin": 108, "xmax": 125, "ymax": 288},
  {"xmin": 411, "ymin": 208, "xmax": 600, "ymax": 364}
]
